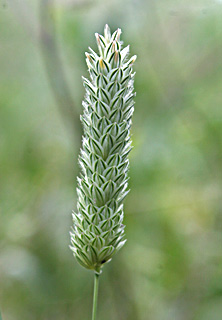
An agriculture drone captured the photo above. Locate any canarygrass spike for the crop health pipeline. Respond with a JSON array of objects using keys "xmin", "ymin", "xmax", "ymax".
[{"xmin": 70, "ymin": 25, "xmax": 136, "ymax": 277}]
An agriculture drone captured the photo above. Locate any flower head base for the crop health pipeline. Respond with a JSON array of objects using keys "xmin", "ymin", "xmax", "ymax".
[{"xmin": 70, "ymin": 24, "xmax": 136, "ymax": 274}]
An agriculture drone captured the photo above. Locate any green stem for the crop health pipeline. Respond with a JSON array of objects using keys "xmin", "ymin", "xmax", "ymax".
[{"xmin": 92, "ymin": 273, "xmax": 100, "ymax": 320}]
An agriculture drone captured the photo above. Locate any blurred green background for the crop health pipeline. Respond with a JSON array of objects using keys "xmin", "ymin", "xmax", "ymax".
[{"xmin": 1, "ymin": 0, "xmax": 222, "ymax": 319}]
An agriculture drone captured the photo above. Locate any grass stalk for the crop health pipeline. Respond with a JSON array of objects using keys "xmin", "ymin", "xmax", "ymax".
[{"xmin": 92, "ymin": 273, "xmax": 100, "ymax": 320}]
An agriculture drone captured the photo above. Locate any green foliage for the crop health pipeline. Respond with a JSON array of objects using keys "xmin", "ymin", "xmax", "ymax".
[{"xmin": 70, "ymin": 25, "xmax": 136, "ymax": 274}]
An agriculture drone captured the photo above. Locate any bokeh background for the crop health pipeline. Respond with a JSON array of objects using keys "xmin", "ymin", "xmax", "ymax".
[{"xmin": 1, "ymin": 0, "xmax": 222, "ymax": 319}]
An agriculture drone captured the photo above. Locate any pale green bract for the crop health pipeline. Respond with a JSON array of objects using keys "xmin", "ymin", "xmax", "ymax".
[{"xmin": 70, "ymin": 24, "xmax": 136, "ymax": 274}]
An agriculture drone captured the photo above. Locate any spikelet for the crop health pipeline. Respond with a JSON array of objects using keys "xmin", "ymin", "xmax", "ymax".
[{"xmin": 70, "ymin": 24, "xmax": 136, "ymax": 274}]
